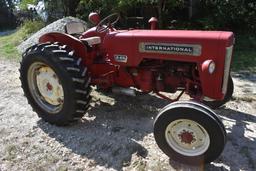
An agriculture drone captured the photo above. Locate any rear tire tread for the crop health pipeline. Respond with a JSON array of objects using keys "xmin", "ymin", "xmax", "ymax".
[{"xmin": 20, "ymin": 42, "xmax": 91, "ymax": 125}]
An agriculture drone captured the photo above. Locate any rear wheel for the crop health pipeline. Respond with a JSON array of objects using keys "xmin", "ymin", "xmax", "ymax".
[
  {"xmin": 203, "ymin": 75, "xmax": 234, "ymax": 109},
  {"xmin": 154, "ymin": 101, "xmax": 226, "ymax": 164},
  {"xmin": 20, "ymin": 42, "xmax": 91, "ymax": 125}
]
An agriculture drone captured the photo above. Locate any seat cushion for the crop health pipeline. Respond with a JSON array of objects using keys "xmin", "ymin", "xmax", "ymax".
[{"xmin": 81, "ymin": 37, "xmax": 101, "ymax": 46}]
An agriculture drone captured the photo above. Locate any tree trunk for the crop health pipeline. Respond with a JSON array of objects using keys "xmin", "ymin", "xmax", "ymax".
[{"xmin": 62, "ymin": 0, "xmax": 80, "ymax": 17}]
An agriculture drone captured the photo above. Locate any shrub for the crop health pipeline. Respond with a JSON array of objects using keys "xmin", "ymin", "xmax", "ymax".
[{"xmin": 22, "ymin": 20, "xmax": 45, "ymax": 36}]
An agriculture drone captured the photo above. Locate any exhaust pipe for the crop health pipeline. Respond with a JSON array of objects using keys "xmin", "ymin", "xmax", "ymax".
[{"xmin": 112, "ymin": 87, "xmax": 136, "ymax": 97}]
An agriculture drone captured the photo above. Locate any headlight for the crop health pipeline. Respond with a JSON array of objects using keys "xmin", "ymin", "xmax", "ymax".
[
  {"xmin": 208, "ymin": 61, "xmax": 216, "ymax": 74},
  {"xmin": 202, "ymin": 60, "xmax": 216, "ymax": 74}
]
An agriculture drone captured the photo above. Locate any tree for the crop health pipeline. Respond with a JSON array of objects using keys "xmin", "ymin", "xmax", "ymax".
[
  {"xmin": 200, "ymin": 0, "xmax": 256, "ymax": 31},
  {"xmin": 0, "ymin": 0, "xmax": 15, "ymax": 9},
  {"xmin": 38, "ymin": 0, "xmax": 179, "ymax": 28},
  {"xmin": 37, "ymin": 0, "xmax": 185, "ymax": 29},
  {"xmin": 61, "ymin": 0, "xmax": 80, "ymax": 16},
  {"xmin": 0, "ymin": 0, "xmax": 17, "ymax": 30},
  {"xmin": 43, "ymin": 0, "xmax": 81, "ymax": 21}
]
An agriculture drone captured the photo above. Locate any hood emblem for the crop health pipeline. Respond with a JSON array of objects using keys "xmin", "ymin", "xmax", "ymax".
[
  {"xmin": 139, "ymin": 42, "xmax": 201, "ymax": 56},
  {"xmin": 114, "ymin": 55, "xmax": 128, "ymax": 63}
]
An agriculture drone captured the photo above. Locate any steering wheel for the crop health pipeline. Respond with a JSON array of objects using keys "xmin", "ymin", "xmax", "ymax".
[{"xmin": 96, "ymin": 13, "xmax": 120, "ymax": 33}]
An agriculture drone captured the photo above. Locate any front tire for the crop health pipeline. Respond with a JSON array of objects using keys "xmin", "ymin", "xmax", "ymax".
[
  {"xmin": 154, "ymin": 101, "xmax": 226, "ymax": 165},
  {"xmin": 20, "ymin": 43, "xmax": 91, "ymax": 125}
]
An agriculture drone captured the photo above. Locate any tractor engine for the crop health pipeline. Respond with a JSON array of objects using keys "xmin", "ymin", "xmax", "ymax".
[
  {"xmin": 135, "ymin": 60, "xmax": 198, "ymax": 95},
  {"xmin": 137, "ymin": 62, "xmax": 199, "ymax": 98},
  {"xmin": 94, "ymin": 59, "xmax": 201, "ymax": 99}
]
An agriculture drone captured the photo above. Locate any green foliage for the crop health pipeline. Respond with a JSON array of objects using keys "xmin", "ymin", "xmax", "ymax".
[
  {"xmin": 19, "ymin": 0, "xmax": 37, "ymax": 11},
  {"xmin": 199, "ymin": 0, "xmax": 256, "ymax": 32},
  {"xmin": 232, "ymin": 34, "xmax": 256, "ymax": 72},
  {"xmin": 76, "ymin": 0, "xmax": 119, "ymax": 20},
  {"xmin": 0, "ymin": 30, "xmax": 22, "ymax": 59},
  {"xmin": 76, "ymin": 0, "xmax": 183, "ymax": 28},
  {"xmin": 4, "ymin": 0, "xmax": 15, "ymax": 9},
  {"xmin": 0, "ymin": 20, "xmax": 45, "ymax": 60},
  {"xmin": 232, "ymin": 51, "xmax": 256, "ymax": 73},
  {"xmin": 40, "ymin": 0, "xmax": 256, "ymax": 31},
  {"xmin": 22, "ymin": 20, "xmax": 45, "ymax": 36},
  {"xmin": 0, "ymin": 0, "xmax": 12, "ymax": 9}
]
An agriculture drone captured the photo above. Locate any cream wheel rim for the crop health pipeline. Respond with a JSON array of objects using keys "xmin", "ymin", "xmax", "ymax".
[
  {"xmin": 27, "ymin": 62, "xmax": 64, "ymax": 114},
  {"xmin": 165, "ymin": 119, "xmax": 210, "ymax": 156}
]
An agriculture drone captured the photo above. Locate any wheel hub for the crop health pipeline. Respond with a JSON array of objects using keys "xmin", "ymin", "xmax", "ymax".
[
  {"xmin": 165, "ymin": 119, "xmax": 210, "ymax": 156},
  {"xmin": 46, "ymin": 82, "xmax": 53, "ymax": 91},
  {"xmin": 178, "ymin": 130, "xmax": 195, "ymax": 144},
  {"xmin": 36, "ymin": 67, "xmax": 64, "ymax": 106}
]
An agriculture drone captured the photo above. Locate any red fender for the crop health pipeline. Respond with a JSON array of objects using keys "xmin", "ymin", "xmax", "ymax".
[{"xmin": 39, "ymin": 32, "xmax": 87, "ymax": 59}]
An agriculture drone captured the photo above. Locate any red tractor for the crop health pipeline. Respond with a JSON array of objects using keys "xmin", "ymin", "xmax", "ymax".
[{"xmin": 20, "ymin": 13, "xmax": 234, "ymax": 164}]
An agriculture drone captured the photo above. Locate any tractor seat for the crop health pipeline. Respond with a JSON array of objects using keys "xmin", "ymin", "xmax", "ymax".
[
  {"xmin": 80, "ymin": 37, "xmax": 101, "ymax": 47},
  {"xmin": 65, "ymin": 22, "xmax": 87, "ymax": 38}
]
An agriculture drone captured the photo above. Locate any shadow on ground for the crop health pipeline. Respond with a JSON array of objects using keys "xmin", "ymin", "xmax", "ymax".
[
  {"xmin": 232, "ymin": 71, "xmax": 256, "ymax": 83},
  {"xmin": 38, "ymin": 92, "xmax": 166, "ymax": 170},
  {"xmin": 206, "ymin": 106, "xmax": 256, "ymax": 171},
  {"xmin": 38, "ymin": 92, "xmax": 256, "ymax": 171}
]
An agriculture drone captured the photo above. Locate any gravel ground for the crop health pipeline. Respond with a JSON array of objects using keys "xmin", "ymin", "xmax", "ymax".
[{"xmin": 0, "ymin": 59, "xmax": 255, "ymax": 171}]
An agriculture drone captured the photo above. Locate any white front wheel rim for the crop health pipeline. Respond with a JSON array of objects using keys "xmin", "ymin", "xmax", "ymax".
[{"xmin": 165, "ymin": 119, "xmax": 210, "ymax": 156}]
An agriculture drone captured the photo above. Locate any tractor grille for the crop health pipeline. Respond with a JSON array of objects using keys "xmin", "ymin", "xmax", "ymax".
[{"xmin": 222, "ymin": 45, "xmax": 233, "ymax": 94}]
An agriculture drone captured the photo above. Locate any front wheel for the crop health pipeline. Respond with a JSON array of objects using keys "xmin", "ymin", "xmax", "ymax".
[{"xmin": 154, "ymin": 101, "xmax": 226, "ymax": 165}]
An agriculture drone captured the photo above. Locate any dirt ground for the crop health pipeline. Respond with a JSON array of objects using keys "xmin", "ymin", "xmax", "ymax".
[{"xmin": 0, "ymin": 59, "xmax": 255, "ymax": 171}]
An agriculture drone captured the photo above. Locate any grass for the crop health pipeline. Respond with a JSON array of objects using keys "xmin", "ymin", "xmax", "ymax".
[
  {"xmin": 232, "ymin": 34, "xmax": 256, "ymax": 73},
  {"xmin": 0, "ymin": 28, "xmax": 25, "ymax": 60},
  {"xmin": 232, "ymin": 51, "xmax": 256, "ymax": 72},
  {"xmin": 0, "ymin": 20, "xmax": 45, "ymax": 60}
]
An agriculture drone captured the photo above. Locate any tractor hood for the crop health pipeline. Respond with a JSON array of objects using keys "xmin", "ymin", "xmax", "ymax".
[
  {"xmin": 103, "ymin": 29, "xmax": 234, "ymax": 66},
  {"xmin": 103, "ymin": 29, "xmax": 234, "ymax": 100}
]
